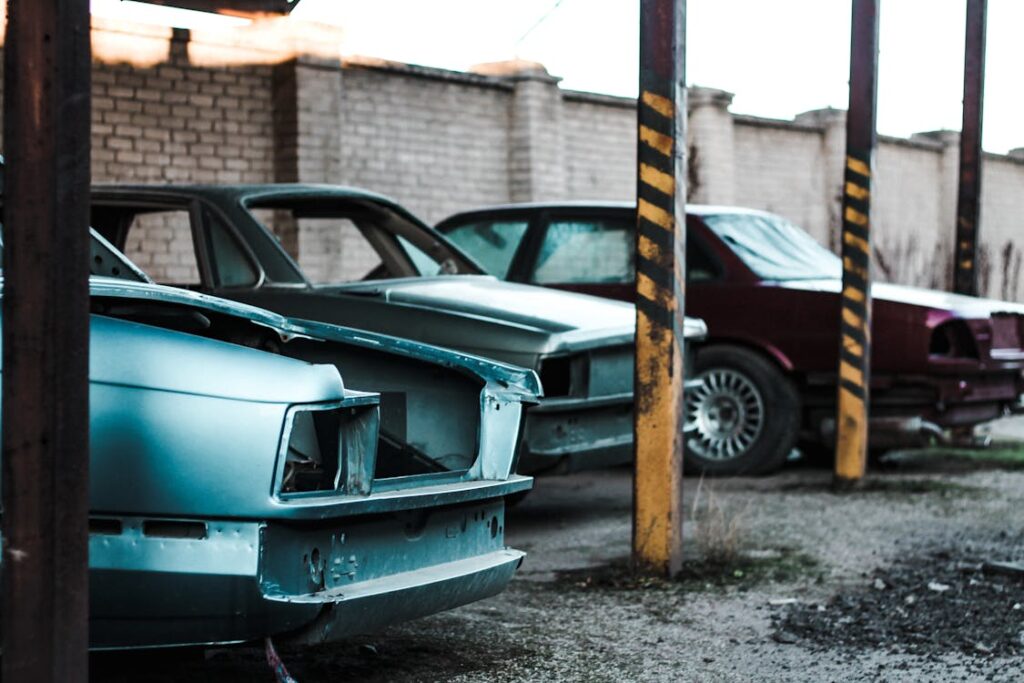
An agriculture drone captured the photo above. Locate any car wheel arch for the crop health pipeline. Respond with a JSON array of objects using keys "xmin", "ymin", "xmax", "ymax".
[
  {"xmin": 696, "ymin": 337, "xmax": 796, "ymax": 375},
  {"xmin": 686, "ymin": 339, "xmax": 803, "ymax": 475}
]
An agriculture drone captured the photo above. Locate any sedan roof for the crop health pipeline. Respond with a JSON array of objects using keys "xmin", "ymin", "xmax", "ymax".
[
  {"xmin": 91, "ymin": 183, "xmax": 403, "ymax": 208},
  {"xmin": 437, "ymin": 200, "xmax": 774, "ymax": 219}
]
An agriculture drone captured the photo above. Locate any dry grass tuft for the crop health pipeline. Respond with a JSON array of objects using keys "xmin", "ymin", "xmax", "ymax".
[{"xmin": 690, "ymin": 476, "xmax": 749, "ymax": 566}]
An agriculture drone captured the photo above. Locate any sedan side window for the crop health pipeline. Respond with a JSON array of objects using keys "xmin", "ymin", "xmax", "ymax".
[
  {"xmin": 444, "ymin": 220, "xmax": 528, "ymax": 278},
  {"xmin": 205, "ymin": 211, "xmax": 259, "ymax": 288},
  {"xmin": 122, "ymin": 209, "xmax": 201, "ymax": 286},
  {"xmin": 530, "ymin": 218, "xmax": 633, "ymax": 285},
  {"xmin": 686, "ymin": 237, "xmax": 722, "ymax": 282}
]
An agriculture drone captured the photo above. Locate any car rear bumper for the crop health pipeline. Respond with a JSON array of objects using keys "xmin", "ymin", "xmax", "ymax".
[
  {"xmin": 520, "ymin": 393, "xmax": 634, "ymax": 474},
  {"xmin": 804, "ymin": 370, "xmax": 1024, "ymax": 446},
  {"xmin": 874, "ymin": 371, "xmax": 1023, "ymax": 427},
  {"xmin": 89, "ymin": 496, "xmax": 521, "ymax": 650},
  {"xmin": 519, "ymin": 379, "xmax": 705, "ymax": 474}
]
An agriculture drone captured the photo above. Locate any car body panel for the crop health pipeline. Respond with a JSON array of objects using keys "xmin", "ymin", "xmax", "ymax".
[
  {"xmin": 87, "ymin": 185, "xmax": 708, "ymax": 474},
  {"xmin": 0, "ymin": 241, "xmax": 537, "ymax": 648},
  {"xmin": 437, "ymin": 202, "xmax": 1024, "ymax": 443}
]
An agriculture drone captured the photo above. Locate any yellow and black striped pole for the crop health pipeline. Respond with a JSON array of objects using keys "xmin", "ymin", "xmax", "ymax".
[
  {"xmin": 633, "ymin": 0, "xmax": 686, "ymax": 576},
  {"xmin": 835, "ymin": 0, "xmax": 880, "ymax": 488}
]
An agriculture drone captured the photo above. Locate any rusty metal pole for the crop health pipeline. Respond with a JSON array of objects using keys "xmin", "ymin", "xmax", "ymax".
[
  {"xmin": 633, "ymin": 0, "xmax": 686, "ymax": 576},
  {"xmin": 834, "ymin": 0, "xmax": 880, "ymax": 488},
  {"xmin": 953, "ymin": 0, "xmax": 987, "ymax": 297},
  {"xmin": 2, "ymin": 0, "xmax": 93, "ymax": 680}
]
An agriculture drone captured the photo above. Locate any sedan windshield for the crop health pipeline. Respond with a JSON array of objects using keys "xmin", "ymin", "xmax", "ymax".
[
  {"xmin": 245, "ymin": 198, "xmax": 476, "ymax": 284},
  {"xmin": 702, "ymin": 212, "xmax": 842, "ymax": 281}
]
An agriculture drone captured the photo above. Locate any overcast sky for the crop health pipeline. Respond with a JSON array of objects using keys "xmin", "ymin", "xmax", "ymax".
[{"xmin": 94, "ymin": 0, "xmax": 1024, "ymax": 154}]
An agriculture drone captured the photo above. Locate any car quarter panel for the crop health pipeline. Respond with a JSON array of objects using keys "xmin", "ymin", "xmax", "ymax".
[{"xmin": 81, "ymin": 285, "xmax": 534, "ymax": 648}]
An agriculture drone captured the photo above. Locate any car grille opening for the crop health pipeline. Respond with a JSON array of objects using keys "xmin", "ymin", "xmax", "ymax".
[
  {"xmin": 929, "ymin": 321, "xmax": 979, "ymax": 359},
  {"xmin": 539, "ymin": 355, "xmax": 584, "ymax": 397}
]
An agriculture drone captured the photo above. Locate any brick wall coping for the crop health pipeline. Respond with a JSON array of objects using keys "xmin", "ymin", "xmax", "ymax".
[
  {"xmin": 561, "ymin": 89, "xmax": 636, "ymax": 109},
  {"xmin": 733, "ymin": 113, "xmax": 824, "ymax": 134},
  {"xmin": 879, "ymin": 134, "xmax": 946, "ymax": 152},
  {"xmin": 341, "ymin": 56, "xmax": 514, "ymax": 91}
]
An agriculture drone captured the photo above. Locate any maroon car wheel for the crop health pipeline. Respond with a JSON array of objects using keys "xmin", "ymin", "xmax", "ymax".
[{"xmin": 685, "ymin": 345, "xmax": 800, "ymax": 475}]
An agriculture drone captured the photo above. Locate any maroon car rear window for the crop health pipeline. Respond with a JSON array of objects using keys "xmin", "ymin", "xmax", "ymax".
[{"xmin": 703, "ymin": 212, "xmax": 841, "ymax": 281}]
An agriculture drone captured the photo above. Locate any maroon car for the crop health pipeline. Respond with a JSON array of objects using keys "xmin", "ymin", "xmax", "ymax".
[{"xmin": 436, "ymin": 202, "xmax": 1024, "ymax": 475}]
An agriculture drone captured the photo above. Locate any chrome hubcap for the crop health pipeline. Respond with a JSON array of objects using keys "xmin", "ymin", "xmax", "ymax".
[{"xmin": 686, "ymin": 368, "xmax": 765, "ymax": 461}]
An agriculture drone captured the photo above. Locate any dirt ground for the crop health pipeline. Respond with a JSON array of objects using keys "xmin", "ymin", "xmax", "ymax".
[{"xmin": 92, "ymin": 445, "xmax": 1024, "ymax": 682}]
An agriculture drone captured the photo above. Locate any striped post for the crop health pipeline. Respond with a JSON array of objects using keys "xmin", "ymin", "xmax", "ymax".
[
  {"xmin": 953, "ymin": 0, "xmax": 987, "ymax": 297},
  {"xmin": 633, "ymin": 0, "xmax": 686, "ymax": 576},
  {"xmin": 834, "ymin": 0, "xmax": 879, "ymax": 487}
]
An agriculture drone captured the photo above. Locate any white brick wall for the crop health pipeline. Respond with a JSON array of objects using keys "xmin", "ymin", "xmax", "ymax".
[
  {"xmin": 336, "ymin": 65, "xmax": 513, "ymax": 224},
  {"xmin": 563, "ymin": 94, "xmax": 636, "ymax": 200},
  {"xmin": 92, "ymin": 56, "xmax": 275, "ymax": 185},
  {"xmin": 733, "ymin": 120, "xmax": 829, "ymax": 244},
  {"xmin": 872, "ymin": 139, "xmax": 948, "ymax": 289}
]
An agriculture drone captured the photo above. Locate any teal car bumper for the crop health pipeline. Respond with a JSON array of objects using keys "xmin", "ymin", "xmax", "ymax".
[{"xmin": 90, "ymin": 490, "xmax": 525, "ymax": 649}]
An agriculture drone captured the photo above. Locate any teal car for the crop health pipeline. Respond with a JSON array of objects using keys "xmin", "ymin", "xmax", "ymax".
[{"xmin": 10, "ymin": 232, "xmax": 538, "ymax": 649}]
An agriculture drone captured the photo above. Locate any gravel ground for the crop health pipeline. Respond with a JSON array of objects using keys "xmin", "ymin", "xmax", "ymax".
[{"xmin": 93, "ymin": 449, "xmax": 1024, "ymax": 682}]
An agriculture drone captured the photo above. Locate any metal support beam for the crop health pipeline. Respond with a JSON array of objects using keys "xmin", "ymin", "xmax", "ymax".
[
  {"xmin": 2, "ymin": 1, "xmax": 92, "ymax": 680},
  {"xmin": 142, "ymin": 0, "xmax": 302, "ymax": 15},
  {"xmin": 834, "ymin": 0, "xmax": 880, "ymax": 488},
  {"xmin": 953, "ymin": 0, "xmax": 987, "ymax": 296},
  {"xmin": 633, "ymin": 0, "xmax": 686, "ymax": 576}
]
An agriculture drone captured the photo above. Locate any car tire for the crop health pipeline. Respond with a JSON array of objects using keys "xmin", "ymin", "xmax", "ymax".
[{"xmin": 684, "ymin": 344, "xmax": 800, "ymax": 476}]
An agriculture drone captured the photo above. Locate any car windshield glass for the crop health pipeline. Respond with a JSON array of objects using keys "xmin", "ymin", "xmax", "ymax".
[
  {"xmin": 246, "ymin": 199, "xmax": 471, "ymax": 284},
  {"xmin": 702, "ymin": 212, "xmax": 841, "ymax": 280},
  {"xmin": 442, "ymin": 219, "xmax": 528, "ymax": 278},
  {"xmin": 396, "ymin": 235, "xmax": 447, "ymax": 276}
]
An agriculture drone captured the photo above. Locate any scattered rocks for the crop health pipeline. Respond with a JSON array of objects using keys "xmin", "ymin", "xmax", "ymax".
[
  {"xmin": 982, "ymin": 561, "xmax": 1024, "ymax": 579},
  {"xmin": 773, "ymin": 551, "xmax": 1024, "ymax": 658},
  {"xmin": 772, "ymin": 631, "xmax": 799, "ymax": 645}
]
